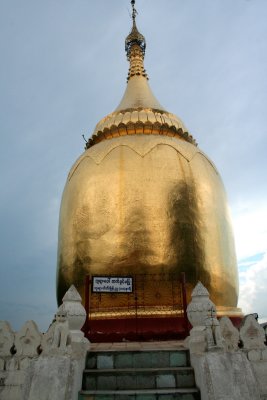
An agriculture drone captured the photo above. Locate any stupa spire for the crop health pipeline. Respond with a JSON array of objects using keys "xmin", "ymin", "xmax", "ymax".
[
  {"xmin": 86, "ymin": 1, "xmax": 196, "ymax": 149},
  {"xmin": 115, "ymin": 0, "xmax": 163, "ymax": 111},
  {"xmin": 125, "ymin": 0, "xmax": 147, "ymax": 81}
]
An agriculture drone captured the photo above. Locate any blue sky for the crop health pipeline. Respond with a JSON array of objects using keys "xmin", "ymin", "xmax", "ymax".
[{"xmin": 0, "ymin": 0, "xmax": 267, "ymax": 331}]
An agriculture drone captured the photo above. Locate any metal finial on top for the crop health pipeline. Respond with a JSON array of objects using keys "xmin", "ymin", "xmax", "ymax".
[
  {"xmin": 125, "ymin": 0, "xmax": 146, "ymax": 60},
  {"xmin": 131, "ymin": 0, "xmax": 137, "ymax": 22}
]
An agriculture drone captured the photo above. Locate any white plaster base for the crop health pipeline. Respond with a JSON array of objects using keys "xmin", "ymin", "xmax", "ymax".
[
  {"xmin": 23, "ymin": 356, "xmax": 71, "ymax": 400},
  {"xmin": 250, "ymin": 361, "xmax": 267, "ymax": 398},
  {"xmin": 22, "ymin": 340, "xmax": 88, "ymax": 400},
  {"xmin": 0, "ymin": 367, "xmax": 26, "ymax": 400},
  {"xmin": 191, "ymin": 351, "xmax": 261, "ymax": 400}
]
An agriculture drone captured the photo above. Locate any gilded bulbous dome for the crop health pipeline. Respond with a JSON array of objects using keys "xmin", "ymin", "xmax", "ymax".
[{"xmin": 56, "ymin": 9, "xmax": 240, "ymax": 317}]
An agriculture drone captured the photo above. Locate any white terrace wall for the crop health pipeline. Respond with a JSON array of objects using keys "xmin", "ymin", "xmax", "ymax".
[
  {"xmin": 0, "ymin": 285, "xmax": 89, "ymax": 400},
  {"xmin": 186, "ymin": 282, "xmax": 267, "ymax": 400},
  {"xmin": 1, "ymin": 282, "xmax": 267, "ymax": 400}
]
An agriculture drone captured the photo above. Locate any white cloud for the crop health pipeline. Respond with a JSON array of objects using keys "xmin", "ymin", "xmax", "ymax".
[
  {"xmin": 238, "ymin": 252, "xmax": 267, "ymax": 321},
  {"xmin": 232, "ymin": 201, "xmax": 267, "ymax": 261},
  {"xmin": 234, "ymin": 200, "xmax": 267, "ymax": 321}
]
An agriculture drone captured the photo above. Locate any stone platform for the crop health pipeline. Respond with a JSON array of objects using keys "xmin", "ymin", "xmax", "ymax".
[{"xmin": 89, "ymin": 340, "xmax": 186, "ymax": 352}]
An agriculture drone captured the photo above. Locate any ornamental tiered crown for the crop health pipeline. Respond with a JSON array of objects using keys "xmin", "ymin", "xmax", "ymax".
[{"xmin": 86, "ymin": 1, "xmax": 196, "ymax": 149}]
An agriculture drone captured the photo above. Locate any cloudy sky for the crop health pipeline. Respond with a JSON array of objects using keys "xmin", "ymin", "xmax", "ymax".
[{"xmin": 0, "ymin": 0, "xmax": 266, "ymax": 332}]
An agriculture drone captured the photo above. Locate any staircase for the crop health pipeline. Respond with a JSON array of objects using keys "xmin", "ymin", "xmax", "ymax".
[{"xmin": 79, "ymin": 348, "xmax": 200, "ymax": 400}]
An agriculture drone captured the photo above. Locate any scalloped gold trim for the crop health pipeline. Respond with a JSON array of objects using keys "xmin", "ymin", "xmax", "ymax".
[{"xmin": 87, "ymin": 108, "xmax": 197, "ymax": 149}]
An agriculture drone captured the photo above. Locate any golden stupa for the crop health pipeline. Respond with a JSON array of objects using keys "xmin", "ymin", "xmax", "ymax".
[{"xmin": 57, "ymin": 2, "xmax": 240, "ymax": 318}]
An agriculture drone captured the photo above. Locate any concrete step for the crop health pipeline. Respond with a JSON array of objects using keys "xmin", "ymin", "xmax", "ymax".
[
  {"xmin": 83, "ymin": 367, "xmax": 195, "ymax": 390},
  {"xmin": 86, "ymin": 350, "xmax": 189, "ymax": 370},
  {"xmin": 79, "ymin": 388, "xmax": 201, "ymax": 400},
  {"xmin": 80, "ymin": 348, "xmax": 200, "ymax": 400}
]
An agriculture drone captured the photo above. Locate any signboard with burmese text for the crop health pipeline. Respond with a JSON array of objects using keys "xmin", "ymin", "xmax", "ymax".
[{"xmin": 92, "ymin": 276, "xmax": 133, "ymax": 293}]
